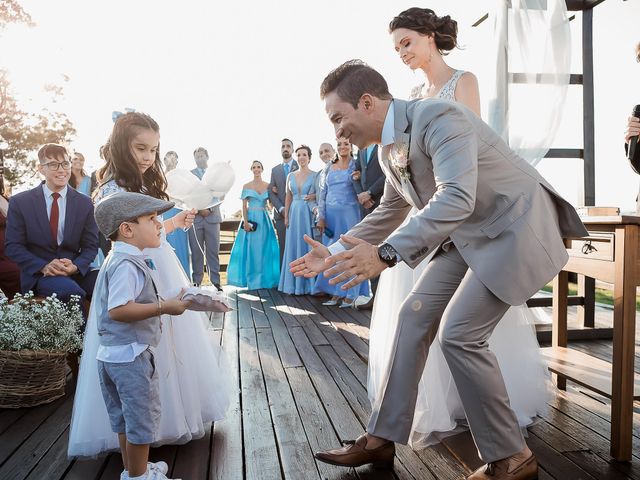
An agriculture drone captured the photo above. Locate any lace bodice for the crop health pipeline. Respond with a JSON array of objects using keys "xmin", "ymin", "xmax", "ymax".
[{"xmin": 409, "ymin": 70, "xmax": 466, "ymax": 101}]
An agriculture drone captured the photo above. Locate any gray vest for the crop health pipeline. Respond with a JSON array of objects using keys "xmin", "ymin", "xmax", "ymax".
[{"xmin": 96, "ymin": 252, "xmax": 161, "ymax": 347}]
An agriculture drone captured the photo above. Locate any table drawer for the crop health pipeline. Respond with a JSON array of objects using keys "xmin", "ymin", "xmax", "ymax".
[{"xmin": 567, "ymin": 232, "xmax": 614, "ymax": 262}]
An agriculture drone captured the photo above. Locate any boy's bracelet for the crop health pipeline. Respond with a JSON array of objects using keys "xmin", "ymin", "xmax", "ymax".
[
  {"xmin": 157, "ymin": 299, "xmax": 163, "ymax": 317},
  {"xmin": 170, "ymin": 217, "xmax": 178, "ymax": 230}
]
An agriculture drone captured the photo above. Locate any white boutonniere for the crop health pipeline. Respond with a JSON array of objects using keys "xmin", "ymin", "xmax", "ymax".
[{"xmin": 390, "ymin": 142, "xmax": 411, "ymax": 181}]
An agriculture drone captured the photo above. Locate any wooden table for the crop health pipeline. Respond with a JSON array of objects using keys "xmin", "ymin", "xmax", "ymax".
[{"xmin": 541, "ymin": 215, "xmax": 640, "ymax": 461}]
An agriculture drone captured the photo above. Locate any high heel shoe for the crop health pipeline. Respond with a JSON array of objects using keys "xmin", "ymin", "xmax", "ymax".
[
  {"xmin": 322, "ymin": 296, "xmax": 342, "ymax": 306},
  {"xmin": 338, "ymin": 299, "xmax": 354, "ymax": 309}
]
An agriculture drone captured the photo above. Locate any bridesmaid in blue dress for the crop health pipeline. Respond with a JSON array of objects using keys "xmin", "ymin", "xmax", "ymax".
[
  {"xmin": 278, "ymin": 145, "xmax": 317, "ymax": 295},
  {"xmin": 314, "ymin": 137, "xmax": 370, "ymax": 307},
  {"xmin": 163, "ymin": 151, "xmax": 191, "ymax": 277},
  {"xmin": 228, "ymin": 160, "xmax": 280, "ymax": 289},
  {"xmin": 70, "ymin": 152, "xmax": 92, "ymax": 195}
]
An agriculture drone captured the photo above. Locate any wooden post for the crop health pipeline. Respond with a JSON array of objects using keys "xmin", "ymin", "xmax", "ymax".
[
  {"xmin": 610, "ymin": 225, "xmax": 637, "ymax": 461},
  {"xmin": 552, "ymin": 270, "xmax": 569, "ymax": 390},
  {"xmin": 577, "ymin": 275, "xmax": 595, "ymax": 328}
]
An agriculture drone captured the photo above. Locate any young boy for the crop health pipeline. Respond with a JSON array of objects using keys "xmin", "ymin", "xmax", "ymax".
[{"xmin": 93, "ymin": 192, "xmax": 190, "ymax": 480}]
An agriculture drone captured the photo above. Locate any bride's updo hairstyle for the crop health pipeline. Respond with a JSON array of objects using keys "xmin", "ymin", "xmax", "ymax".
[
  {"xmin": 98, "ymin": 112, "xmax": 169, "ymax": 200},
  {"xmin": 389, "ymin": 7, "xmax": 458, "ymax": 55}
]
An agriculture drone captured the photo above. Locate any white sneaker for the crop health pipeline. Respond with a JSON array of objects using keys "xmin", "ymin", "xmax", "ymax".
[
  {"xmin": 145, "ymin": 466, "xmax": 181, "ymax": 480},
  {"xmin": 120, "ymin": 462, "xmax": 168, "ymax": 480},
  {"xmin": 149, "ymin": 461, "xmax": 168, "ymax": 475}
]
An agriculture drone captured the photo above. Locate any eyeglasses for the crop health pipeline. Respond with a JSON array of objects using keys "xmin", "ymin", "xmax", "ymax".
[{"xmin": 43, "ymin": 160, "xmax": 71, "ymax": 171}]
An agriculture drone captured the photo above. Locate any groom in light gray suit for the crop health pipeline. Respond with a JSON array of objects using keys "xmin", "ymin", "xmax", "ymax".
[
  {"xmin": 292, "ymin": 60, "xmax": 587, "ymax": 480},
  {"xmin": 269, "ymin": 138, "xmax": 298, "ymax": 263}
]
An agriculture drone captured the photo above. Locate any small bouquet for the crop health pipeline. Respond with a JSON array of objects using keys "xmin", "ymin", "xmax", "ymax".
[{"xmin": 0, "ymin": 292, "xmax": 83, "ymax": 353}]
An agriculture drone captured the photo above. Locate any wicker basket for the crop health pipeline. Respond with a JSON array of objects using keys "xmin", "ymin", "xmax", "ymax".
[{"xmin": 0, "ymin": 349, "xmax": 67, "ymax": 408}]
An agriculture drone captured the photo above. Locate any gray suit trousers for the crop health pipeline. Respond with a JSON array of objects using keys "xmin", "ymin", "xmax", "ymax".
[
  {"xmin": 368, "ymin": 245, "xmax": 524, "ymax": 462},
  {"xmin": 274, "ymin": 217, "xmax": 286, "ymax": 265},
  {"xmin": 188, "ymin": 220, "xmax": 221, "ymax": 285}
]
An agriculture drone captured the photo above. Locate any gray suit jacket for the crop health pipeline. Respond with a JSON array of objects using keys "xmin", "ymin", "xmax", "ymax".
[
  {"xmin": 269, "ymin": 160, "xmax": 299, "ymax": 220},
  {"xmin": 191, "ymin": 167, "xmax": 222, "ymax": 223},
  {"xmin": 347, "ymin": 99, "xmax": 588, "ymax": 306}
]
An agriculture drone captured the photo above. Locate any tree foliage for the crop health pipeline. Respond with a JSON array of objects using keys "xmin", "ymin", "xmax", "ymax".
[{"xmin": 0, "ymin": 0, "xmax": 76, "ymax": 189}]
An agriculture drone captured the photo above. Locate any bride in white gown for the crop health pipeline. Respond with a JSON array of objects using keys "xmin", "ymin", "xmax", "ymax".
[
  {"xmin": 368, "ymin": 5, "xmax": 570, "ymax": 449},
  {"xmin": 68, "ymin": 112, "xmax": 232, "ymax": 457}
]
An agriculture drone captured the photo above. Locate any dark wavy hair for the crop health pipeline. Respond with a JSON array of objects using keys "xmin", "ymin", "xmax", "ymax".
[
  {"xmin": 97, "ymin": 112, "xmax": 168, "ymax": 200},
  {"xmin": 295, "ymin": 145, "xmax": 312, "ymax": 159},
  {"xmin": 389, "ymin": 7, "xmax": 458, "ymax": 55}
]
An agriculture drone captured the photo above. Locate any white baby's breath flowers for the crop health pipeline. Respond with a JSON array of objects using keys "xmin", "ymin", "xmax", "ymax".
[{"xmin": 0, "ymin": 292, "xmax": 83, "ymax": 352}]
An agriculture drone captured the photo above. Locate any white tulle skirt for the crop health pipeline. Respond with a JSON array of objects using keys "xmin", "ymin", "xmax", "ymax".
[
  {"xmin": 68, "ymin": 240, "xmax": 232, "ymax": 458},
  {"xmin": 368, "ymin": 240, "xmax": 551, "ymax": 449}
]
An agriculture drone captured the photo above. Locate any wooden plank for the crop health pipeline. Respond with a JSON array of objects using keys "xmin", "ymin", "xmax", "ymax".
[
  {"xmin": 414, "ymin": 444, "xmax": 470, "ymax": 480},
  {"xmin": 565, "ymin": 450, "xmax": 632, "ymax": 480},
  {"xmin": 172, "ymin": 429, "xmax": 211, "ymax": 479},
  {"xmin": 256, "ymin": 328, "xmax": 319, "ymax": 480},
  {"xmin": 552, "ymin": 269, "xmax": 569, "ymax": 392},
  {"xmin": 0, "ymin": 394, "xmax": 73, "ymax": 479},
  {"xmin": 237, "ymin": 290, "xmax": 255, "ymax": 329},
  {"xmin": 286, "ymin": 326, "xmax": 363, "ymax": 441},
  {"xmin": 540, "ymin": 346, "xmax": 640, "ymax": 399},
  {"xmin": 278, "ymin": 294, "xmax": 328, "ymax": 346},
  {"xmin": 25, "ymin": 427, "xmax": 73, "ymax": 480},
  {"xmin": 315, "ymin": 345, "xmax": 371, "ymax": 424},
  {"xmin": 0, "ymin": 408, "xmax": 28, "ymax": 436},
  {"xmin": 577, "ymin": 275, "xmax": 596, "ymax": 328},
  {"xmin": 63, "ymin": 457, "xmax": 109, "ymax": 480},
  {"xmin": 528, "ymin": 419, "xmax": 588, "ymax": 453},
  {"xmin": 526, "ymin": 432, "xmax": 599, "ymax": 480},
  {"xmin": 268, "ymin": 289, "xmax": 302, "ymax": 329},
  {"xmin": 0, "ymin": 395, "xmax": 66, "ymax": 464},
  {"xmin": 302, "ymin": 296, "xmax": 369, "ymax": 362},
  {"xmin": 284, "ymin": 366, "xmax": 358, "ymax": 480},
  {"xmin": 439, "ymin": 431, "xmax": 484, "ymax": 472},
  {"xmin": 97, "ymin": 455, "xmax": 124, "ymax": 480},
  {"xmin": 255, "ymin": 290, "xmax": 302, "ymax": 368},
  {"xmin": 212, "ymin": 290, "xmax": 244, "ymax": 480},
  {"xmin": 239, "ymin": 327, "xmax": 282, "ymax": 480}
]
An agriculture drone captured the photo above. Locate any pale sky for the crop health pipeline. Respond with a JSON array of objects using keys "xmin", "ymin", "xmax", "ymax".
[{"xmin": 1, "ymin": 0, "xmax": 639, "ymax": 215}]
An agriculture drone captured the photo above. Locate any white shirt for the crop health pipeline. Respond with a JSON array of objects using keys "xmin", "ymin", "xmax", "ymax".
[
  {"xmin": 42, "ymin": 183, "xmax": 67, "ymax": 245},
  {"xmin": 328, "ymin": 101, "xmax": 396, "ymax": 257},
  {"xmin": 96, "ymin": 241, "xmax": 152, "ymax": 363}
]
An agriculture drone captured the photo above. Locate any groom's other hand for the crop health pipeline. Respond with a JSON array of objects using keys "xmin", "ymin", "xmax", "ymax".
[
  {"xmin": 290, "ymin": 234, "xmax": 331, "ymax": 278},
  {"xmin": 325, "ymin": 235, "xmax": 386, "ymax": 289}
]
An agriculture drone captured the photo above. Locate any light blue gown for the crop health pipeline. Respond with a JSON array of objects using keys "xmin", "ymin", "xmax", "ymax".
[
  {"xmin": 278, "ymin": 172, "xmax": 317, "ymax": 295},
  {"xmin": 227, "ymin": 189, "xmax": 280, "ymax": 289},
  {"xmin": 314, "ymin": 161, "xmax": 370, "ymax": 300},
  {"xmin": 164, "ymin": 207, "xmax": 191, "ymax": 279}
]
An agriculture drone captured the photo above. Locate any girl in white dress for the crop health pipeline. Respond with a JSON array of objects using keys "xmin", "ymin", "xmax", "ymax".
[
  {"xmin": 367, "ymin": 8, "xmax": 550, "ymax": 449},
  {"xmin": 68, "ymin": 112, "xmax": 231, "ymax": 457}
]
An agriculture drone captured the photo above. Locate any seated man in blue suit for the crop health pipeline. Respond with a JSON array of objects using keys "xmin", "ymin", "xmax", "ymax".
[{"xmin": 5, "ymin": 143, "xmax": 99, "ymax": 315}]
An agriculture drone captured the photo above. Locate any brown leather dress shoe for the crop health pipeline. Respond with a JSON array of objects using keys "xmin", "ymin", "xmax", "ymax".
[
  {"xmin": 466, "ymin": 452, "xmax": 537, "ymax": 480},
  {"xmin": 314, "ymin": 435, "xmax": 395, "ymax": 469}
]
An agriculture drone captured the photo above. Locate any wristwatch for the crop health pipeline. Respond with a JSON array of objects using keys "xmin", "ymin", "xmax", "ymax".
[{"xmin": 377, "ymin": 243, "xmax": 399, "ymax": 268}]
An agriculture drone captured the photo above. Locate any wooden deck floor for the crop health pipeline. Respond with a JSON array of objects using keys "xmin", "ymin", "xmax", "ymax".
[{"xmin": 1, "ymin": 288, "xmax": 639, "ymax": 480}]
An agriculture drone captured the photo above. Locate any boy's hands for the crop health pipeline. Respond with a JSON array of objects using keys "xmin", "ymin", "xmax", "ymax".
[{"xmin": 161, "ymin": 288, "xmax": 192, "ymax": 315}]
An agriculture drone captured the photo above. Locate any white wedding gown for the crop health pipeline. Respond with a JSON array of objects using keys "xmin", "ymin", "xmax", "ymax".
[
  {"xmin": 367, "ymin": 71, "xmax": 551, "ymax": 449},
  {"xmin": 68, "ymin": 181, "xmax": 232, "ymax": 457}
]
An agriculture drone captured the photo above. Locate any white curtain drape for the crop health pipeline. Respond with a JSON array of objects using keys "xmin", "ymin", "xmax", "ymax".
[{"xmin": 487, "ymin": 0, "xmax": 572, "ymax": 166}]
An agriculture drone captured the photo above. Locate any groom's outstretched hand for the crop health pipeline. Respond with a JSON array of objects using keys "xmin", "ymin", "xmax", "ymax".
[
  {"xmin": 290, "ymin": 234, "xmax": 331, "ymax": 278},
  {"xmin": 325, "ymin": 235, "xmax": 387, "ymax": 289}
]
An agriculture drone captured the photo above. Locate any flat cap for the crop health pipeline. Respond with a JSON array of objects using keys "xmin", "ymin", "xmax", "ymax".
[{"xmin": 94, "ymin": 191, "xmax": 175, "ymax": 237}]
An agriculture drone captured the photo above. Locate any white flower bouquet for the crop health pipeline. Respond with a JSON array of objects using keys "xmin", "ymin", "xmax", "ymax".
[
  {"xmin": 0, "ymin": 292, "xmax": 84, "ymax": 408},
  {"xmin": 0, "ymin": 292, "xmax": 83, "ymax": 353}
]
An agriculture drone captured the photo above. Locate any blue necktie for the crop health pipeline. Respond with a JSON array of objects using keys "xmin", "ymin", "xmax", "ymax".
[
  {"xmin": 365, "ymin": 146, "xmax": 373, "ymax": 165},
  {"xmin": 283, "ymin": 163, "xmax": 290, "ymax": 178},
  {"xmin": 144, "ymin": 258, "xmax": 156, "ymax": 270}
]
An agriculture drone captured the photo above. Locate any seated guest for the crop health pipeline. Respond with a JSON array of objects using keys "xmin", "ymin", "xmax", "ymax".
[
  {"xmin": 0, "ymin": 180, "xmax": 20, "ymax": 300},
  {"xmin": 5, "ymin": 143, "xmax": 99, "ymax": 312}
]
